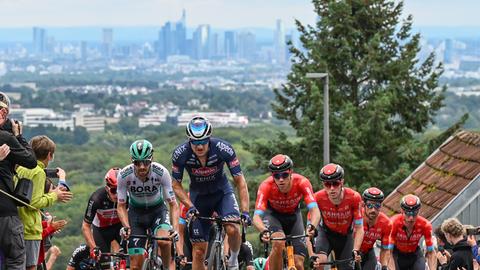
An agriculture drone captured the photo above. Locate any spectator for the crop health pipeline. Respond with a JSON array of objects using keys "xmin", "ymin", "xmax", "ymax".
[
  {"xmin": 16, "ymin": 135, "xmax": 73, "ymax": 270},
  {"xmin": 0, "ymin": 91, "xmax": 37, "ymax": 270},
  {"xmin": 466, "ymin": 232, "xmax": 480, "ymax": 265},
  {"xmin": 437, "ymin": 218, "xmax": 473, "ymax": 270},
  {"xmin": 435, "ymin": 226, "xmax": 454, "ymax": 269}
]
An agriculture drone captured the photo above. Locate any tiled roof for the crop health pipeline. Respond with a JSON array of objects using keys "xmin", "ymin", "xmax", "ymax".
[{"xmin": 382, "ymin": 130, "xmax": 480, "ymax": 220}]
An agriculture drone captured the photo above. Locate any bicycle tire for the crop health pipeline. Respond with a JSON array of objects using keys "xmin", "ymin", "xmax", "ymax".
[
  {"xmin": 207, "ymin": 242, "xmax": 226, "ymax": 270},
  {"xmin": 142, "ymin": 257, "xmax": 164, "ymax": 270}
]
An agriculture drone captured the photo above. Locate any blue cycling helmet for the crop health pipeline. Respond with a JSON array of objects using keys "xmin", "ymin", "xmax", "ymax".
[{"xmin": 186, "ymin": 116, "xmax": 212, "ymax": 140}]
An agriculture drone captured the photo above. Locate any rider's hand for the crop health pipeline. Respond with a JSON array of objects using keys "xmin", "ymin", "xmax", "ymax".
[
  {"xmin": 306, "ymin": 224, "xmax": 318, "ymax": 238},
  {"xmin": 90, "ymin": 247, "xmax": 101, "ymax": 261},
  {"xmin": 176, "ymin": 255, "xmax": 187, "ymax": 267},
  {"xmin": 259, "ymin": 229, "xmax": 271, "ymax": 243},
  {"xmin": 186, "ymin": 206, "xmax": 199, "ymax": 220},
  {"xmin": 309, "ymin": 255, "xmax": 320, "ymax": 269},
  {"xmin": 241, "ymin": 211, "xmax": 252, "ymax": 226},
  {"xmin": 352, "ymin": 250, "xmax": 362, "ymax": 263},
  {"xmin": 120, "ymin": 226, "xmax": 130, "ymax": 239}
]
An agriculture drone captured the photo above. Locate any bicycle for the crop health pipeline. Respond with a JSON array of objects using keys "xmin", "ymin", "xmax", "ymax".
[
  {"xmin": 102, "ymin": 251, "xmax": 129, "ymax": 270},
  {"xmin": 131, "ymin": 231, "xmax": 176, "ymax": 270},
  {"xmin": 311, "ymin": 253, "xmax": 362, "ymax": 270},
  {"xmin": 190, "ymin": 215, "xmax": 242, "ymax": 270},
  {"xmin": 265, "ymin": 234, "xmax": 309, "ymax": 270}
]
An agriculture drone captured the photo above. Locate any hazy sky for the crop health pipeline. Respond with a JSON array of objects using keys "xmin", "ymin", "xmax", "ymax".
[{"xmin": 0, "ymin": 0, "xmax": 478, "ymax": 28}]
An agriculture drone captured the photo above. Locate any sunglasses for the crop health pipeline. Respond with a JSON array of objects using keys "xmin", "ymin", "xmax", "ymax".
[
  {"xmin": 108, "ymin": 186, "xmax": 117, "ymax": 194},
  {"xmin": 133, "ymin": 159, "xmax": 152, "ymax": 166},
  {"xmin": 272, "ymin": 171, "xmax": 290, "ymax": 180},
  {"xmin": 323, "ymin": 181, "xmax": 341, "ymax": 188},
  {"xmin": 190, "ymin": 139, "xmax": 209, "ymax": 145},
  {"xmin": 365, "ymin": 202, "xmax": 382, "ymax": 209},
  {"xmin": 404, "ymin": 210, "xmax": 419, "ymax": 217}
]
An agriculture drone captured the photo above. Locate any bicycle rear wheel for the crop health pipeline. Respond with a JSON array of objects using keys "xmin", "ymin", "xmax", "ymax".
[
  {"xmin": 207, "ymin": 242, "xmax": 226, "ymax": 270},
  {"xmin": 142, "ymin": 257, "xmax": 164, "ymax": 270}
]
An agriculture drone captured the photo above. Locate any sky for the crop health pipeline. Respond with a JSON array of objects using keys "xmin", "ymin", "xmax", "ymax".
[{"xmin": 0, "ymin": 0, "xmax": 479, "ymax": 29}]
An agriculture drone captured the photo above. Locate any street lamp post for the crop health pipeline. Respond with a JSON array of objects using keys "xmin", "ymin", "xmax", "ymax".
[{"xmin": 306, "ymin": 72, "xmax": 329, "ymax": 165}]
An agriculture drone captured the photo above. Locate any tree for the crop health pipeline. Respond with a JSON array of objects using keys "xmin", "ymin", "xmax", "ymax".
[
  {"xmin": 73, "ymin": 126, "xmax": 90, "ymax": 145},
  {"xmin": 246, "ymin": 0, "xmax": 446, "ymax": 192}
]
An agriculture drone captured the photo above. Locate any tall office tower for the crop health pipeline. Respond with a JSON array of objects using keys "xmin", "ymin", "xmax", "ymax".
[
  {"xmin": 237, "ymin": 32, "xmax": 256, "ymax": 61},
  {"xmin": 80, "ymin": 41, "xmax": 88, "ymax": 61},
  {"xmin": 224, "ymin": 31, "xmax": 237, "ymax": 59},
  {"xmin": 274, "ymin": 19, "xmax": 286, "ymax": 64},
  {"xmin": 209, "ymin": 33, "xmax": 220, "ymax": 59},
  {"xmin": 444, "ymin": 39, "xmax": 454, "ymax": 64},
  {"xmin": 32, "ymin": 27, "xmax": 46, "ymax": 55},
  {"xmin": 193, "ymin": 24, "xmax": 210, "ymax": 60},
  {"xmin": 102, "ymin": 28, "xmax": 113, "ymax": 58}
]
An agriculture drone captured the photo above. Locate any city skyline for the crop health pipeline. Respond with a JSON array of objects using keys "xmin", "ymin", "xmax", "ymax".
[{"xmin": 0, "ymin": 0, "xmax": 479, "ymax": 29}]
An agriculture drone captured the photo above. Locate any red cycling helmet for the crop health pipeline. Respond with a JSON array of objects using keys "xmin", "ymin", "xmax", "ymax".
[
  {"xmin": 268, "ymin": 154, "xmax": 293, "ymax": 172},
  {"xmin": 319, "ymin": 163, "xmax": 344, "ymax": 181},
  {"xmin": 105, "ymin": 167, "xmax": 120, "ymax": 188},
  {"xmin": 362, "ymin": 187, "xmax": 385, "ymax": 202},
  {"xmin": 400, "ymin": 194, "xmax": 421, "ymax": 212}
]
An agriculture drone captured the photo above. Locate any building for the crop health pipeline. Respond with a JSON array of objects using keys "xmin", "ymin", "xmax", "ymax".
[
  {"xmin": 193, "ymin": 25, "xmax": 210, "ymax": 60},
  {"xmin": 274, "ymin": 19, "xmax": 286, "ymax": 64},
  {"xmin": 177, "ymin": 112, "xmax": 248, "ymax": 128},
  {"xmin": 237, "ymin": 32, "xmax": 256, "ymax": 61},
  {"xmin": 33, "ymin": 27, "xmax": 47, "ymax": 55},
  {"xmin": 74, "ymin": 112, "xmax": 105, "ymax": 132},
  {"xmin": 102, "ymin": 28, "xmax": 113, "ymax": 58},
  {"xmin": 138, "ymin": 113, "xmax": 167, "ymax": 128},
  {"xmin": 383, "ymin": 130, "xmax": 480, "ymax": 227},
  {"xmin": 224, "ymin": 31, "xmax": 237, "ymax": 59},
  {"xmin": 10, "ymin": 108, "xmax": 74, "ymax": 130}
]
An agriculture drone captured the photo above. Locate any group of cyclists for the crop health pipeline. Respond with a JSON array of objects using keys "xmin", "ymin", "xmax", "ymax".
[{"xmin": 69, "ymin": 116, "xmax": 437, "ymax": 270}]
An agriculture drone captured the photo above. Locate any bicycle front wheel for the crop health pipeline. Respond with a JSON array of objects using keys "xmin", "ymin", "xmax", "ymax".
[
  {"xmin": 207, "ymin": 242, "xmax": 226, "ymax": 270},
  {"xmin": 142, "ymin": 257, "xmax": 164, "ymax": 270}
]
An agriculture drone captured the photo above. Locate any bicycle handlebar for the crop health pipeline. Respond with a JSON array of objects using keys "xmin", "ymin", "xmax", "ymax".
[
  {"xmin": 101, "ymin": 252, "xmax": 129, "ymax": 258},
  {"xmin": 270, "ymin": 234, "xmax": 309, "ymax": 241},
  {"xmin": 130, "ymin": 234, "xmax": 174, "ymax": 241},
  {"xmin": 195, "ymin": 215, "xmax": 242, "ymax": 224},
  {"xmin": 315, "ymin": 257, "xmax": 355, "ymax": 266}
]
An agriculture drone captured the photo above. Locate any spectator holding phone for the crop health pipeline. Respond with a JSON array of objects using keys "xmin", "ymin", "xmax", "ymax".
[
  {"xmin": 16, "ymin": 135, "xmax": 73, "ymax": 270},
  {"xmin": 437, "ymin": 218, "xmax": 473, "ymax": 270},
  {"xmin": 466, "ymin": 227, "xmax": 480, "ymax": 265},
  {"xmin": 0, "ymin": 91, "xmax": 37, "ymax": 270}
]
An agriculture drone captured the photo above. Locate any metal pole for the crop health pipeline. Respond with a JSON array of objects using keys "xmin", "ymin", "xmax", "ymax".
[{"xmin": 323, "ymin": 76, "xmax": 329, "ymax": 164}]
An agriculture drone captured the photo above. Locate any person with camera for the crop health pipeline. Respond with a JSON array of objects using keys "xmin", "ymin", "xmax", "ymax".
[
  {"xmin": 466, "ymin": 227, "xmax": 480, "ymax": 266},
  {"xmin": 16, "ymin": 135, "xmax": 73, "ymax": 270},
  {"xmin": 437, "ymin": 218, "xmax": 473, "ymax": 270},
  {"xmin": 0, "ymin": 91, "xmax": 38, "ymax": 269}
]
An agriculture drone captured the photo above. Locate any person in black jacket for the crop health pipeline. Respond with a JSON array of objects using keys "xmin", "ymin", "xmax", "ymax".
[
  {"xmin": 0, "ymin": 92, "xmax": 37, "ymax": 270},
  {"xmin": 437, "ymin": 218, "xmax": 473, "ymax": 270}
]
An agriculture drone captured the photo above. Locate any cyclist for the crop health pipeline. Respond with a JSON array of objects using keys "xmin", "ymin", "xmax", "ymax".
[
  {"xmin": 310, "ymin": 163, "xmax": 364, "ymax": 270},
  {"xmin": 117, "ymin": 139, "xmax": 179, "ymax": 270},
  {"xmin": 171, "ymin": 116, "xmax": 250, "ymax": 270},
  {"xmin": 253, "ymin": 154, "xmax": 320, "ymax": 270},
  {"xmin": 359, "ymin": 187, "xmax": 392, "ymax": 270},
  {"xmin": 82, "ymin": 167, "xmax": 123, "ymax": 269},
  {"xmin": 390, "ymin": 194, "xmax": 435, "ymax": 270},
  {"xmin": 66, "ymin": 244, "xmax": 96, "ymax": 270}
]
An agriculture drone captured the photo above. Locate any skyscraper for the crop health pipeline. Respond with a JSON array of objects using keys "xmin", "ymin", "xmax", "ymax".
[
  {"xmin": 224, "ymin": 31, "xmax": 237, "ymax": 59},
  {"xmin": 238, "ymin": 32, "xmax": 256, "ymax": 61},
  {"xmin": 102, "ymin": 28, "xmax": 113, "ymax": 58},
  {"xmin": 32, "ymin": 27, "xmax": 46, "ymax": 55},
  {"xmin": 274, "ymin": 19, "xmax": 286, "ymax": 64},
  {"xmin": 193, "ymin": 25, "xmax": 210, "ymax": 60}
]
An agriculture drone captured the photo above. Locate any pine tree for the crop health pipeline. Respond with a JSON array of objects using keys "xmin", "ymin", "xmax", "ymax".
[{"xmin": 246, "ymin": 0, "xmax": 446, "ymax": 192}]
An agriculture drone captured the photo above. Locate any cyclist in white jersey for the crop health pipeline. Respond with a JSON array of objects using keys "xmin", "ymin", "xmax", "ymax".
[{"xmin": 117, "ymin": 139, "xmax": 179, "ymax": 270}]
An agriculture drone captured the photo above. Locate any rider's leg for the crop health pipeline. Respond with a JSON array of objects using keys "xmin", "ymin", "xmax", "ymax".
[
  {"xmin": 335, "ymin": 232, "xmax": 353, "ymax": 270},
  {"xmin": 192, "ymin": 242, "xmax": 208, "ymax": 270},
  {"xmin": 156, "ymin": 227, "xmax": 173, "ymax": 270},
  {"xmin": 216, "ymin": 192, "xmax": 241, "ymax": 268},
  {"xmin": 294, "ymin": 255, "xmax": 305, "ymax": 270},
  {"xmin": 270, "ymin": 231, "xmax": 286, "ymax": 270},
  {"xmin": 314, "ymin": 227, "xmax": 331, "ymax": 270},
  {"xmin": 225, "ymin": 223, "xmax": 241, "ymax": 264}
]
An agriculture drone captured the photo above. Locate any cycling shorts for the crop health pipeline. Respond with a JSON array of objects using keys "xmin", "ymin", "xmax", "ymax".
[
  {"xmin": 393, "ymin": 247, "xmax": 425, "ymax": 270},
  {"xmin": 93, "ymin": 223, "xmax": 123, "ymax": 269},
  {"xmin": 360, "ymin": 248, "xmax": 377, "ymax": 270},
  {"xmin": 314, "ymin": 225, "xmax": 354, "ymax": 270}
]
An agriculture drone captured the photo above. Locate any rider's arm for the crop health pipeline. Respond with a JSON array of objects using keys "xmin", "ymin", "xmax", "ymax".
[
  {"xmin": 233, "ymin": 174, "xmax": 249, "ymax": 213},
  {"xmin": 172, "ymin": 180, "xmax": 193, "ymax": 209},
  {"xmin": 171, "ymin": 154, "xmax": 194, "ymax": 209},
  {"xmin": 116, "ymin": 171, "xmax": 130, "ymax": 228},
  {"xmin": 82, "ymin": 193, "xmax": 98, "ymax": 249},
  {"xmin": 379, "ymin": 219, "xmax": 393, "ymax": 267},
  {"xmin": 302, "ymin": 178, "xmax": 320, "ymax": 228},
  {"xmin": 424, "ymin": 221, "xmax": 437, "ymax": 270},
  {"xmin": 352, "ymin": 193, "xmax": 365, "ymax": 252},
  {"xmin": 252, "ymin": 182, "xmax": 269, "ymax": 232}
]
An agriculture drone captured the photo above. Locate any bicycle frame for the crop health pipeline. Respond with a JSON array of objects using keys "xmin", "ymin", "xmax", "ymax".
[
  {"xmin": 269, "ymin": 234, "xmax": 308, "ymax": 270},
  {"xmin": 131, "ymin": 232, "xmax": 174, "ymax": 270},
  {"xmin": 102, "ymin": 252, "xmax": 129, "ymax": 270}
]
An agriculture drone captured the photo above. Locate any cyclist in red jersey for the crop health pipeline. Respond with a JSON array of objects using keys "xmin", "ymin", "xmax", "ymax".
[
  {"xmin": 82, "ymin": 168, "xmax": 123, "ymax": 269},
  {"xmin": 390, "ymin": 194, "xmax": 435, "ymax": 270},
  {"xmin": 359, "ymin": 187, "xmax": 392, "ymax": 270},
  {"xmin": 253, "ymin": 154, "xmax": 320, "ymax": 270},
  {"xmin": 310, "ymin": 163, "xmax": 364, "ymax": 270}
]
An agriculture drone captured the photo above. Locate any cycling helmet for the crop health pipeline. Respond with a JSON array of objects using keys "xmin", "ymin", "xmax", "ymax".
[
  {"xmin": 186, "ymin": 116, "xmax": 212, "ymax": 140},
  {"xmin": 319, "ymin": 163, "xmax": 344, "ymax": 181},
  {"xmin": 105, "ymin": 167, "xmax": 120, "ymax": 188},
  {"xmin": 362, "ymin": 187, "xmax": 385, "ymax": 202},
  {"xmin": 253, "ymin": 258, "xmax": 267, "ymax": 270},
  {"xmin": 268, "ymin": 154, "xmax": 293, "ymax": 172},
  {"xmin": 129, "ymin": 139, "xmax": 154, "ymax": 161},
  {"xmin": 0, "ymin": 92, "xmax": 11, "ymax": 109},
  {"xmin": 400, "ymin": 194, "xmax": 421, "ymax": 212}
]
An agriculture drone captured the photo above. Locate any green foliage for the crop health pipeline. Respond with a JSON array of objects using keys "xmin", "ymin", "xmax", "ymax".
[{"xmin": 247, "ymin": 0, "xmax": 449, "ymax": 193}]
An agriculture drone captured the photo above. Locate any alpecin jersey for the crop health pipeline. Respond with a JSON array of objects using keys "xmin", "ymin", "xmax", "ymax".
[{"xmin": 117, "ymin": 162, "xmax": 176, "ymax": 209}]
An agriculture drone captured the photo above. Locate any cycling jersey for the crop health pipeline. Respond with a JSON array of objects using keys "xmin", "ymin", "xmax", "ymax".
[
  {"xmin": 390, "ymin": 214, "xmax": 434, "ymax": 253},
  {"xmin": 360, "ymin": 211, "xmax": 393, "ymax": 254},
  {"xmin": 314, "ymin": 188, "xmax": 363, "ymax": 235},
  {"xmin": 84, "ymin": 187, "xmax": 120, "ymax": 228},
  {"xmin": 254, "ymin": 173, "xmax": 317, "ymax": 216},
  {"xmin": 171, "ymin": 137, "xmax": 242, "ymax": 195},
  {"xmin": 68, "ymin": 244, "xmax": 95, "ymax": 269},
  {"xmin": 117, "ymin": 162, "xmax": 175, "ymax": 209}
]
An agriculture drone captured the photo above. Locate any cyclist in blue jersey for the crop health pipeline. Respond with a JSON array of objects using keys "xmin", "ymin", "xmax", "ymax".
[
  {"xmin": 117, "ymin": 139, "xmax": 179, "ymax": 270},
  {"xmin": 171, "ymin": 116, "xmax": 250, "ymax": 270}
]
